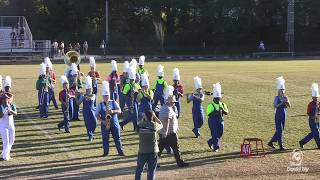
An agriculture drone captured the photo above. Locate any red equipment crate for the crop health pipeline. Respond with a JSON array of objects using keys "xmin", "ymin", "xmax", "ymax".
[{"xmin": 240, "ymin": 138, "xmax": 265, "ymax": 157}]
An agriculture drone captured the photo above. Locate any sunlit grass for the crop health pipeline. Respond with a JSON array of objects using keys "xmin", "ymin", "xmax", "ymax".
[{"xmin": 0, "ymin": 60, "xmax": 320, "ymax": 179}]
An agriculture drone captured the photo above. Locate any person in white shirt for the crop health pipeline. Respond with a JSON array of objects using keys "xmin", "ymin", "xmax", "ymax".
[
  {"xmin": 158, "ymin": 86, "xmax": 189, "ymax": 167},
  {"xmin": 0, "ymin": 93, "xmax": 17, "ymax": 161}
]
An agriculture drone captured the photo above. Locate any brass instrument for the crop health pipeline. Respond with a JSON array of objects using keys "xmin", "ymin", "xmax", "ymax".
[
  {"xmin": 39, "ymin": 74, "xmax": 50, "ymax": 105},
  {"xmin": 83, "ymin": 93, "xmax": 94, "ymax": 101},
  {"xmin": 130, "ymin": 83, "xmax": 139, "ymax": 113},
  {"xmin": 64, "ymin": 51, "xmax": 81, "ymax": 66},
  {"xmin": 186, "ymin": 93, "xmax": 193, "ymax": 103},
  {"xmin": 105, "ymin": 101, "xmax": 112, "ymax": 130},
  {"xmin": 186, "ymin": 91, "xmax": 224, "ymax": 102}
]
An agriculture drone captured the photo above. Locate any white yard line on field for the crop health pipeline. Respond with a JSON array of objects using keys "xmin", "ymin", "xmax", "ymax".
[{"xmin": 17, "ymin": 105, "xmax": 76, "ymax": 159}]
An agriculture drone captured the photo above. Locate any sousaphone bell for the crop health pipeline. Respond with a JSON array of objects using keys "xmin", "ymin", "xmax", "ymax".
[{"xmin": 64, "ymin": 51, "xmax": 81, "ymax": 66}]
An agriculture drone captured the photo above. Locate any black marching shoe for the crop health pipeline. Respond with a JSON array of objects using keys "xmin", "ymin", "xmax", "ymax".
[
  {"xmin": 57, "ymin": 124, "xmax": 61, "ymax": 131},
  {"xmin": 268, "ymin": 141, "xmax": 276, "ymax": 149},
  {"xmin": 118, "ymin": 152, "xmax": 125, "ymax": 156},
  {"xmin": 279, "ymin": 146, "xmax": 286, "ymax": 151},
  {"xmin": 119, "ymin": 122, "xmax": 124, "ymax": 131},
  {"xmin": 192, "ymin": 129, "xmax": 199, "ymax": 138},
  {"xmin": 213, "ymin": 148, "xmax": 219, "ymax": 152},
  {"xmin": 102, "ymin": 152, "xmax": 108, "ymax": 157},
  {"xmin": 65, "ymin": 130, "xmax": 70, "ymax": 133},
  {"xmin": 299, "ymin": 141, "xmax": 304, "ymax": 149},
  {"xmin": 207, "ymin": 141, "xmax": 213, "ymax": 150},
  {"xmin": 178, "ymin": 161, "xmax": 189, "ymax": 168}
]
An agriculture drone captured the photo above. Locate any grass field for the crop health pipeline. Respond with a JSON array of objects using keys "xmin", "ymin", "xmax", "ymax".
[{"xmin": 0, "ymin": 60, "xmax": 320, "ymax": 179}]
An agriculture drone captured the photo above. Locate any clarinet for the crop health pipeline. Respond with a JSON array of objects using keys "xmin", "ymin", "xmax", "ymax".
[
  {"xmin": 39, "ymin": 75, "xmax": 49, "ymax": 106},
  {"xmin": 105, "ymin": 101, "xmax": 112, "ymax": 130},
  {"xmin": 65, "ymin": 89, "xmax": 69, "ymax": 114},
  {"xmin": 315, "ymin": 102, "xmax": 319, "ymax": 124}
]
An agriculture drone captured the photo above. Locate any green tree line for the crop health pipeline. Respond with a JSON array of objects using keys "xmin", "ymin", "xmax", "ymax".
[{"xmin": 0, "ymin": 0, "xmax": 320, "ymax": 54}]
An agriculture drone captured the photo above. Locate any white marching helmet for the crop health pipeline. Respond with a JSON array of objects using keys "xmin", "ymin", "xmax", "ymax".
[
  {"xmin": 111, "ymin": 60, "xmax": 118, "ymax": 71},
  {"xmin": 157, "ymin": 64, "xmax": 164, "ymax": 77},
  {"xmin": 139, "ymin": 55, "xmax": 145, "ymax": 66},
  {"xmin": 141, "ymin": 74, "xmax": 149, "ymax": 87},
  {"xmin": 213, "ymin": 82, "xmax": 222, "ymax": 98},
  {"xmin": 44, "ymin": 57, "xmax": 53, "ymax": 70},
  {"xmin": 39, "ymin": 63, "xmax": 46, "ymax": 75},
  {"xmin": 276, "ymin": 76, "xmax": 285, "ymax": 90},
  {"xmin": 85, "ymin": 76, "xmax": 93, "ymax": 89},
  {"xmin": 60, "ymin": 75, "xmax": 69, "ymax": 85},
  {"xmin": 128, "ymin": 67, "xmax": 136, "ymax": 80},
  {"xmin": 173, "ymin": 68, "xmax": 180, "ymax": 81},
  {"xmin": 311, "ymin": 83, "xmax": 319, "ymax": 97},
  {"xmin": 164, "ymin": 85, "xmax": 174, "ymax": 100},
  {"xmin": 123, "ymin": 61, "xmax": 130, "ymax": 73},
  {"xmin": 70, "ymin": 63, "xmax": 78, "ymax": 75},
  {"xmin": 130, "ymin": 58, "xmax": 137, "ymax": 69},
  {"xmin": 102, "ymin": 80, "xmax": 110, "ymax": 96},
  {"xmin": 194, "ymin": 76, "xmax": 202, "ymax": 89},
  {"xmin": 89, "ymin": 57, "xmax": 96, "ymax": 70},
  {"xmin": 3, "ymin": 76, "xmax": 12, "ymax": 88}
]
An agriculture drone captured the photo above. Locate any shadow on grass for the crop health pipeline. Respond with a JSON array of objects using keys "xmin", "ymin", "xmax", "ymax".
[{"xmin": 0, "ymin": 154, "xmax": 138, "ymax": 179}]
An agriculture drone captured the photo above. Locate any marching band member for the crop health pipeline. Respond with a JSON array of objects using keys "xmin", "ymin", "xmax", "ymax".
[
  {"xmin": 268, "ymin": 76, "xmax": 291, "ymax": 151},
  {"xmin": 121, "ymin": 66, "xmax": 135, "ymax": 124},
  {"xmin": 119, "ymin": 61, "xmax": 130, "ymax": 111},
  {"xmin": 44, "ymin": 57, "xmax": 58, "ymax": 109},
  {"xmin": 158, "ymin": 85, "xmax": 189, "ymax": 167},
  {"xmin": 137, "ymin": 55, "xmax": 149, "ymax": 83},
  {"xmin": 77, "ymin": 76, "xmax": 97, "ymax": 141},
  {"xmin": 138, "ymin": 74, "xmax": 154, "ymax": 122},
  {"xmin": 189, "ymin": 76, "xmax": 205, "ymax": 138},
  {"xmin": 0, "ymin": 93, "xmax": 17, "ymax": 161},
  {"xmin": 299, "ymin": 83, "xmax": 320, "ymax": 149},
  {"xmin": 87, "ymin": 57, "xmax": 101, "ymax": 106},
  {"xmin": 152, "ymin": 64, "xmax": 167, "ymax": 111},
  {"xmin": 57, "ymin": 76, "xmax": 75, "ymax": 133},
  {"xmin": 96, "ymin": 81, "xmax": 124, "ymax": 156},
  {"xmin": 119, "ymin": 67, "xmax": 141, "ymax": 131},
  {"xmin": 207, "ymin": 83, "xmax": 229, "ymax": 152},
  {"xmin": 172, "ymin": 68, "xmax": 184, "ymax": 118},
  {"xmin": 36, "ymin": 63, "xmax": 50, "ymax": 118},
  {"xmin": 107, "ymin": 60, "xmax": 120, "ymax": 101},
  {"xmin": 68, "ymin": 63, "xmax": 83, "ymax": 121}
]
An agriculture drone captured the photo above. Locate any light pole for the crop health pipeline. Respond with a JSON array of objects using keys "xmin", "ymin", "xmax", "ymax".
[
  {"xmin": 106, "ymin": 0, "xmax": 109, "ymax": 52},
  {"xmin": 287, "ymin": 0, "xmax": 295, "ymax": 53}
]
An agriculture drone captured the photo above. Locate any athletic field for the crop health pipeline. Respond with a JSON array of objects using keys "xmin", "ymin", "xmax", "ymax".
[{"xmin": 0, "ymin": 60, "xmax": 319, "ymax": 179}]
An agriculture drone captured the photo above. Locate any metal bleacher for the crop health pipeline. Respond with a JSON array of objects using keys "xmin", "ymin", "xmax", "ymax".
[{"xmin": 0, "ymin": 16, "xmax": 50, "ymax": 61}]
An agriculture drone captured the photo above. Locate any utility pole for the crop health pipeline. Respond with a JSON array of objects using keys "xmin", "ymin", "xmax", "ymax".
[
  {"xmin": 287, "ymin": 0, "xmax": 295, "ymax": 52},
  {"xmin": 106, "ymin": 0, "xmax": 109, "ymax": 51}
]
